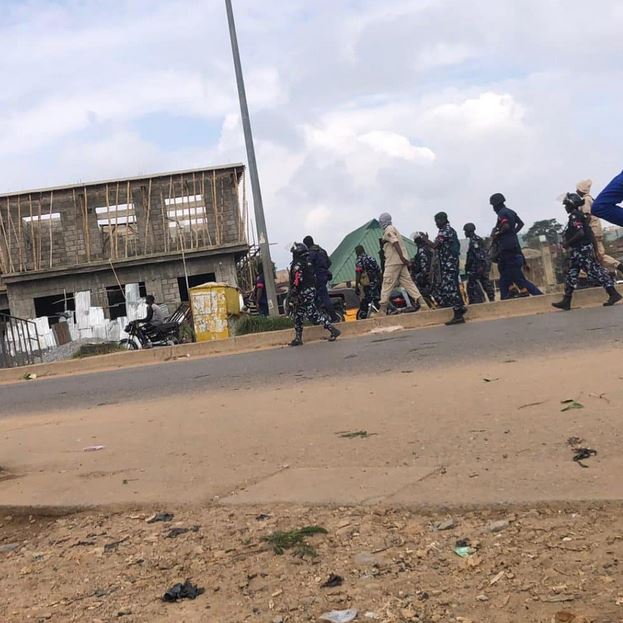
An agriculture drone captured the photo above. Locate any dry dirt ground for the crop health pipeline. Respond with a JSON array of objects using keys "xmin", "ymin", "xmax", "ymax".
[
  {"xmin": 2, "ymin": 346, "xmax": 623, "ymax": 621},
  {"xmin": 1, "ymin": 503, "xmax": 623, "ymax": 623}
]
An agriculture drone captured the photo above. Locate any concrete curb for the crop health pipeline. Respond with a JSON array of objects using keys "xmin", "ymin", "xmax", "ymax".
[{"xmin": 0, "ymin": 287, "xmax": 611, "ymax": 384}]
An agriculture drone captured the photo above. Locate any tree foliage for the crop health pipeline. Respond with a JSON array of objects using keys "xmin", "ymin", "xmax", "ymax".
[{"xmin": 523, "ymin": 219, "xmax": 564, "ymax": 248}]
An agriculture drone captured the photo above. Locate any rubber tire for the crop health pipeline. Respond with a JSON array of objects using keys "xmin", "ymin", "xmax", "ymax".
[{"xmin": 120, "ymin": 338, "xmax": 139, "ymax": 351}]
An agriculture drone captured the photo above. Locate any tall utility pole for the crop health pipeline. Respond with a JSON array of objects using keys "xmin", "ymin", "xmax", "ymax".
[{"xmin": 225, "ymin": 0, "xmax": 279, "ymax": 317}]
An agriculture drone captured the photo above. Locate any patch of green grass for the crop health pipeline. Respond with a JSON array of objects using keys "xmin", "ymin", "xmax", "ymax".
[
  {"xmin": 72, "ymin": 343, "xmax": 124, "ymax": 359},
  {"xmin": 233, "ymin": 315, "xmax": 293, "ymax": 336},
  {"xmin": 262, "ymin": 525, "xmax": 327, "ymax": 557}
]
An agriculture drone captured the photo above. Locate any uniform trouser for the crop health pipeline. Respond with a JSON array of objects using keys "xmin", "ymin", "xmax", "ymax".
[
  {"xmin": 565, "ymin": 244, "xmax": 614, "ymax": 296},
  {"xmin": 466, "ymin": 269, "xmax": 495, "ymax": 304},
  {"xmin": 594, "ymin": 237, "xmax": 620, "ymax": 272},
  {"xmin": 436, "ymin": 267, "xmax": 465, "ymax": 312},
  {"xmin": 380, "ymin": 264, "xmax": 421, "ymax": 305},
  {"xmin": 294, "ymin": 287, "xmax": 333, "ymax": 335},
  {"xmin": 498, "ymin": 254, "xmax": 543, "ymax": 300},
  {"xmin": 316, "ymin": 278, "xmax": 337, "ymax": 320},
  {"xmin": 359, "ymin": 282, "xmax": 380, "ymax": 315}
]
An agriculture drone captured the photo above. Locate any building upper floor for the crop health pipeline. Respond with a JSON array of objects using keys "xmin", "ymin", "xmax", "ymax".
[{"xmin": 0, "ymin": 164, "xmax": 248, "ymax": 277}]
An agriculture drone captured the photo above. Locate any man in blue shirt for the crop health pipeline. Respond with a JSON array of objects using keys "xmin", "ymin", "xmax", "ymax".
[
  {"xmin": 490, "ymin": 193, "xmax": 543, "ymax": 300},
  {"xmin": 592, "ymin": 170, "xmax": 623, "ymax": 227}
]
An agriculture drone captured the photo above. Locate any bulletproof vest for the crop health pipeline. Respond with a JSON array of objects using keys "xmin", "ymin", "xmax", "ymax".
[{"xmin": 291, "ymin": 257, "xmax": 316, "ymax": 288}]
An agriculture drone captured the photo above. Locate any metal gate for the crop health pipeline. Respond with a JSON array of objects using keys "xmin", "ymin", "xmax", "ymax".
[{"xmin": 0, "ymin": 313, "xmax": 43, "ymax": 368}]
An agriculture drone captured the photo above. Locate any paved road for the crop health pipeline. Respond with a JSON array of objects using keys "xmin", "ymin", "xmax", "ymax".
[{"xmin": 2, "ymin": 305, "xmax": 622, "ymax": 416}]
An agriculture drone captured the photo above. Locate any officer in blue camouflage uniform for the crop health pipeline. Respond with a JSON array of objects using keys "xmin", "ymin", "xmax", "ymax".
[
  {"xmin": 354, "ymin": 245, "xmax": 381, "ymax": 318},
  {"xmin": 287, "ymin": 242, "xmax": 341, "ymax": 346},
  {"xmin": 411, "ymin": 232, "xmax": 436, "ymax": 308},
  {"xmin": 463, "ymin": 223, "xmax": 495, "ymax": 304},
  {"xmin": 552, "ymin": 193, "xmax": 622, "ymax": 311},
  {"xmin": 426, "ymin": 212, "xmax": 467, "ymax": 325}
]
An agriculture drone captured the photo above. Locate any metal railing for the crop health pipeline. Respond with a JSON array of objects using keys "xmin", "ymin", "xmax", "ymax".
[{"xmin": 0, "ymin": 313, "xmax": 43, "ymax": 368}]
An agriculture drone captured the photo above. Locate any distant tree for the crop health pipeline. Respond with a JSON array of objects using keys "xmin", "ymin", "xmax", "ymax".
[{"xmin": 523, "ymin": 219, "xmax": 564, "ymax": 248}]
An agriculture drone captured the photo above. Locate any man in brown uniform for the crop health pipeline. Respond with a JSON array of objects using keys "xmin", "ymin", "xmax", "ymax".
[
  {"xmin": 375, "ymin": 212, "xmax": 423, "ymax": 315},
  {"xmin": 577, "ymin": 179, "xmax": 623, "ymax": 276}
]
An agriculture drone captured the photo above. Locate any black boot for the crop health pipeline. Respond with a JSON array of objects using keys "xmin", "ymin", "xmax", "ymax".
[
  {"xmin": 604, "ymin": 286, "xmax": 622, "ymax": 307},
  {"xmin": 445, "ymin": 309, "xmax": 466, "ymax": 326},
  {"xmin": 289, "ymin": 332, "xmax": 303, "ymax": 347},
  {"xmin": 552, "ymin": 294, "xmax": 572, "ymax": 311},
  {"xmin": 327, "ymin": 326, "xmax": 341, "ymax": 342}
]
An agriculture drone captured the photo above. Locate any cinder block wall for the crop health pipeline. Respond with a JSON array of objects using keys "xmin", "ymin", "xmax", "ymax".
[
  {"xmin": 0, "ymin": 167, "xmax": 245, "ymax": 275},
  {"xmin": 6, "ymin": 254, "xmax": 238, "ymax": 319}
]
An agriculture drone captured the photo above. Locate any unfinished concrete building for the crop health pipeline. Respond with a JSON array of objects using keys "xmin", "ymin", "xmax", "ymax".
[{"xmin": 0, "ymin": 164, "xmax": 248, "ymax": 321}]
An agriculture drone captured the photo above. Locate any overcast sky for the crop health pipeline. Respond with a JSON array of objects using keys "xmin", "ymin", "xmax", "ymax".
[{"xmin": 1, "ymin": 0, "xmax": 622, "ymax": 266}]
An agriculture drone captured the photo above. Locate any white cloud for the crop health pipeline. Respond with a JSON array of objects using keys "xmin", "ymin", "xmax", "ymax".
[
  {"xmin": 0, "ymin": 0, "xmax": 622, "ymax": 268},
  {"xmin": 358, "ymin": 131, "xmax": 436, "ymax": 162}
]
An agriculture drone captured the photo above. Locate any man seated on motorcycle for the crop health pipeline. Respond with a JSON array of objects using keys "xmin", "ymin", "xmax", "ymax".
[{"xmin": 140, "ymin": 295, "xmax": 166, "ymax": 329}]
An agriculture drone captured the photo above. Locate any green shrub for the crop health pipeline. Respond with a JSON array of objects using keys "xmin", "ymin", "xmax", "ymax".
[
  {"xmin": 233, "ymin": 314, "xmax": 293, "ymax": 336},
  {"xmin": 72, "ymin": 342, "xmax": 124, "ymax": 358}
]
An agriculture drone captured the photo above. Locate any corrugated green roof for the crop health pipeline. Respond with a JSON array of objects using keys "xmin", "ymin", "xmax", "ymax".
[{"xmin": 329, "ymin": 219, "xmax": 418, "ymax": 286}]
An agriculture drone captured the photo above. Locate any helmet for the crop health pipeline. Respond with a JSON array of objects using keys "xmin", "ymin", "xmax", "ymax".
[
  {"xmin": 489, "ymin": 193, "xmax": 506, "ymax": 207},
  {"xmin": 562, "ymin": 192, "xmax": 585, "ymax": 210},
  {"xmin": 290, "ymin": 242, "xmax": 309, "ymax": 258}
]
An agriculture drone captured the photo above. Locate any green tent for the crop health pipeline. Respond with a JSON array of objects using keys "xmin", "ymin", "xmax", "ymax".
[{"xmin": 329, "ymin": 219, "xmax": 418, "ymax": 286}]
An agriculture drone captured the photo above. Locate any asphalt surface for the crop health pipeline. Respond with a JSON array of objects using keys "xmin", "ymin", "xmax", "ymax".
[{"xmin": 1, "ymin": 305, "xmax": 622, "ymax": 416}]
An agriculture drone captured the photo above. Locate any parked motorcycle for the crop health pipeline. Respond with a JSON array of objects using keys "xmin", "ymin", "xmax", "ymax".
[{"xmin": 120, "ymin": 320, "xmax": 180, "ymax": 350}]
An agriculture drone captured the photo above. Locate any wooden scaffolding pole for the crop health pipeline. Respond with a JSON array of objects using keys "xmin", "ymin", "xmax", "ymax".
[
  {"xmin": 125, "ymin": 181, "xmax": 131, "ymax": 258},
  {"xmin": 0, "ymin": 200, "xmax": 13, "ymax": 273},
  {"xmin": 28, "ymin": 194, "xmax": 36, "ymax": 270},
  {"xmin": 200, "ymin": 172, "xmax": 213, "ymax": 247},
  {"xmin": 114, "ymin": 182, "xmax": 120, "ymax": 259},
  {"xmin": 143, "ymin": 178, "xmax": 153, "ymax": 256},
  {"xmin": 48, "ymin": 190, "xmax": 54, "ymax": 268},
  {"xmin": 36, "ymin": 194, "xmax": 42, "ymax": 270},
  {"xmin": 160, "ymin": 190, "xmax": 168, "ymax": 254},
  {"xmin": 6, "ymin": 198, "xmax": 20, "ymax": 273},
  {"xmin": 71, "ymin": 189, "xmax": 80, "ymax": 266},
  {"xmin": 17, "ymin": 196, "xmax": 23, "ymax": 272},
  {"xmin": 211, "ymin": 170, "xmax": 221, "ymax": 246},
  {"xmin": 82, "ymin": 187, "xmax": 91, "ymax": 262}
]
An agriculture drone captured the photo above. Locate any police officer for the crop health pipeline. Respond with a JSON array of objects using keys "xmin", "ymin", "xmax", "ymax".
[
  {"xmin": 354, "ymin": 245, "xmax": 381, "ymax": 319},
  {"xmin": 552, "ymin": 192, "xmax": 622, "ymax": 311},
  {"xmin": 463, "ymin": 223, "xmax": 495, "ymax": 304},
  {"xmin": 287, "ymin": 242, "xmax": 341, "ymax": 346},
  {"xmin": 411, "ymin": 232, "xmax": 436, "ymax": 308},
  {"xmin": 375, "ymin": 213, "xmax": 423, "ymax": 315},
  {"xmin": 427, "ymin": 212, "xmax": 466, "ymax": 325},
  {"xmin": 303, "ymin": 235, "xmax": 338, "ymax": 321},
  {"xmin": 490, "ymin": 193, "xmax": 543, "ymax": 300}
]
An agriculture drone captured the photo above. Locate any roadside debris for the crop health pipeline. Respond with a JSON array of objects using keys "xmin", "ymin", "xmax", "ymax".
[
  {"xmin": 432, "ymin": 517, "xmax": 456, "ymax": 531},
  {"xmin": 263, "ymin": 526, "xmax": 327, "ymax": 557},
  {"xmin": 256, "ymin": 513, "xmax": 272, "ymax": 521},
  {"xmin": 572, "ymin": 447, "xmax": 597, "ymax": 468},
  {"xmin": 454, "ymin": 538, "xmax": 476, "ymax": 558},
  {"xmin": 319, "ymin": 609, "xmax": 358, "ymax": 623},
  {"xmin": 483, "ymin": 377, "xmax": 499, "ymax": 383},
  {"xmin": 146, "ymin": 512, "xmax": 174, "ymax": 524},
  {"xmin": 22, "ymin": 372, "xmax": 37, "ymax": 380},
  {"xmin": 162, "ymin": 579, "xmax": 205, "ymax": 602},
  {"xmin": 368, "ymin": 326, "xmax": 403, "ymax": 334},
  {"xmin": 166, "ymin": 526, "xmax": 199, "ymax": 538},
  {"xmin": 561, "ymin": 399, "xmax": 584, "ymax": 412},
  {"xmin": 0, "ymin": 543, "xmax": 19, "ymax": 553},
  {"xmin": 320, "ymin": 573, "xmax": 344, "ymax": 588},
  {"xmin": 336, "ymin": 431, "xmax": 377, "ymax": 439},
  {"xmin": 518, "ymin": 400, "xmax": 546, "ymax": 410},
  {"xmin": 487, "ymin": 519, "xmax": 510, "ymax": 533},
  {"xmin": 567, "ymin": 436, "xmax": 583, "ymax": 447},
  {"xmin": 83, "ymin": 445, "xmax": 105, "ymax": 452}
]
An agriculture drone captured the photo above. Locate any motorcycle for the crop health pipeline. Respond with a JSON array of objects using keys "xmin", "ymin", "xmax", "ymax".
[
  {"xmin": 120, "ymin": 320, "xmax": 180, "ymax": 350},
  {"xmin": 357, "ymin": 289, "xmax": 420, "ymax": 319}
]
